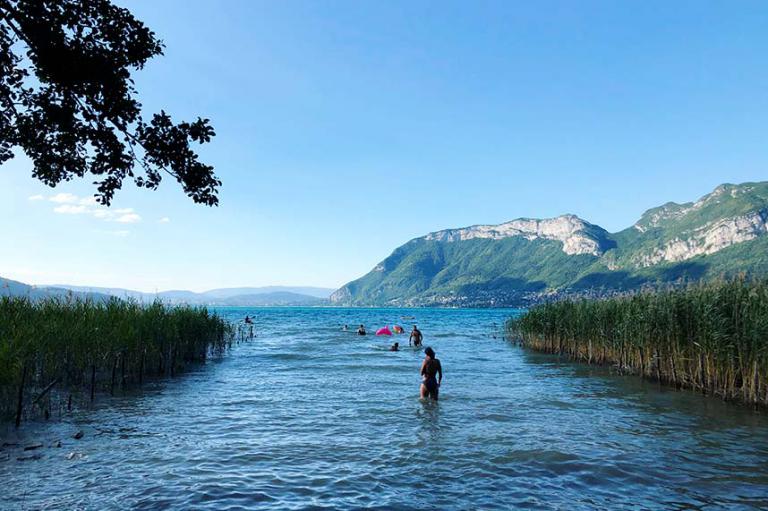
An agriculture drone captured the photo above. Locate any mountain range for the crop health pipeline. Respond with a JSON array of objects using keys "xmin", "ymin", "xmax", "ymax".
[
  {"xmin": 0, "ymin": 277, "xmax": 114, "ymax": 302},
  {"xmin": 0, "ymin": 281, "xmax": 334, "ymax": 306},
  {"xmin": 7, "ymin": 181, "xmax": 768, "ymax": 308},
  {"xmin": 331, "ymin": 181, "xmax": 768, "ymax": 307}
]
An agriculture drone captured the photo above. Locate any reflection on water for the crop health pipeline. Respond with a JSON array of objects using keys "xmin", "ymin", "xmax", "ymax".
[
  {"xmin": 415, "ymin": 400, "xmax": 442, "ymax": 444},
  {"xmin": 1, "ymin": 307, "xmax": 768, "ymax": 510}
]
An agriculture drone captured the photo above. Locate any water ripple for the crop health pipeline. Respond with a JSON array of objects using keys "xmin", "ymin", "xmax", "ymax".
[{"xmin": 2, "ymin": 307, "xmax": 768, "ymax": 510}]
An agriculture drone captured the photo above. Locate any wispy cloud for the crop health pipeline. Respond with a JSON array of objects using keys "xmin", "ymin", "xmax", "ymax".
[
  {"xmin": 31, "ymin": 193, "xmax": 143, "ymax": 224},
  {"xmin": 53, "ymin": 204, "xmax": 90, "ymax": 215},
  {"xmin": 116, "ymin": 213, "xmax": 141, "ymax": 224},
  {"xmin": 49, "ymin": 193, "xmax": 74, "ymax": 204},
  {"xmin": 158, "ymin": 217, "xmax": 171, "ymax": 224}
]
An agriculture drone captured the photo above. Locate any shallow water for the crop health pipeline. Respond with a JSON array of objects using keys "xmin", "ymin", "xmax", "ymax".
[{"xmin": 2, "ymin": 307, "xmax": 768, "ymax": 510}]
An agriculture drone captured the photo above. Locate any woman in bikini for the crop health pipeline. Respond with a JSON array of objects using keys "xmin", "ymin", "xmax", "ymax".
[{"xmin": 420, "ymin": 347, "xmax": 443, "ymax": 401}]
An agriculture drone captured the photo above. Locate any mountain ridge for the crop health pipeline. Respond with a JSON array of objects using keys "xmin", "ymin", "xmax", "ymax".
[
  {"xmin": 2, "ymin": 281, "xmax": 334, "ymax": 306},
  {"xmin": 332, "ymin": 181, "xmax": 768, "ymax": 307},
  {"xmin": 1, "ymin": 277, "xmax": 113, "ymax": 302}
]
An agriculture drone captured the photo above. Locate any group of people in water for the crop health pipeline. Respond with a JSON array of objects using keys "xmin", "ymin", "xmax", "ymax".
[
  {"xmin": 342, "ymin": 323, "xmax": 442, "ymax": 401},
  {"xmin": 347, "ymin": 324, "xmax": 422, "ymax": 346},
  {"xmin": 250, "ymin": 316, "xmax": 442, "ymax": 401}
]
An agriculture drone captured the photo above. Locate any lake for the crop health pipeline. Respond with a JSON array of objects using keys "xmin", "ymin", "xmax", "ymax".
[{"xmin": 2, "ymin": 307, "xmax": 767, "ymax": 510}]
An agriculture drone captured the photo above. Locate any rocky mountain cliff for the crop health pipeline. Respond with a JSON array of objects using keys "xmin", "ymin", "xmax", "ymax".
[
  {"xmin": 332, "ymin": 181, "xmax": 768, "ymax": 307},
  {"xmin": 423, "ymin": 215, "xmax": 614, "ymax": 256}
]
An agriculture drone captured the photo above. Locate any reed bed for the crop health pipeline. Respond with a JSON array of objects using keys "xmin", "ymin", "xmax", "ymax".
[
  {"xmin": 0, "ymin": 296, "xmax": 234, "ymax": 426},
  {"xmin": 507, "ymin": 278, "xmax": 768, "ymax": 407}
]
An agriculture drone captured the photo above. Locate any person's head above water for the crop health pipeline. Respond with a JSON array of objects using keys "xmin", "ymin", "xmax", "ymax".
[
  {"xmin": 394, "ymin": 342, "xmax": 399, "ymax": 347},
  {"xmin": 424, "ymin": 346, "xmax": 435, "ymax": 358},
  {"xmin": 412, "ymin": 325, "xmax": 418, "ymax": 330}
]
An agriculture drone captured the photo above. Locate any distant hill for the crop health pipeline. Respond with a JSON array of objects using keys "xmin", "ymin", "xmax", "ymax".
[
  {"xmin": 199, "ymin": 287, "xmax": 333, "ymax": 300},
  {"xmin": 210, "ymin": 292, "xmax": 324, "ymax": 306},
  {"xmin": 38, "ymin": 284, "xmax": 333, "ymax": 306},
  {"xmin": 331, "ymin": 181, "xmax": 768, "ymax": 307},
  {"xmin": 0, "ymin": 276, "xmax": 112, "ymax": 302}
]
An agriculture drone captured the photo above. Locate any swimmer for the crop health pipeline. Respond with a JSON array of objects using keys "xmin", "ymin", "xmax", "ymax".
[
  {"xmin": 357, "ymin": 324, "xmax": 367, "ymax": 336},
  {"xmin": 420, "ymin": 347, "xmax": 442, "ymax": 401},
  {"xmin": 409, "ymin": 325, "xmax": 423, "ymax": 347},
  {"xmin": 244, "ymin": 315, "xmax": 253, "ymax": 324},
  {"xmin": 342, "ymin": 324, "xmax": 349, "ymax": 332},
  {"xmin": 390, "ymin": 342, "xmax": 399, "ymax": 352}
]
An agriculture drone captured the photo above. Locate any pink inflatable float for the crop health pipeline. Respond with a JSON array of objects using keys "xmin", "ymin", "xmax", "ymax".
[{"xmin": 376, "ymin": 326, "xmax": 392, "ymax": 336}]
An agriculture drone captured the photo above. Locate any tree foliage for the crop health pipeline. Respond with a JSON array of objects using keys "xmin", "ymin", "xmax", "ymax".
[{"xmin": 0, "ymin": 0, "xmax": 220, "ymax": 205}]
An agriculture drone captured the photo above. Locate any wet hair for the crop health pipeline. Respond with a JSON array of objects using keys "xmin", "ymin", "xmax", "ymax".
[
  {"xmin": 394, "ymin": 342, "xmax": 399, "ymax": 347},
  {"xmin": 424, "ymin": 347, "xmax": 435, "ymax": 358}
]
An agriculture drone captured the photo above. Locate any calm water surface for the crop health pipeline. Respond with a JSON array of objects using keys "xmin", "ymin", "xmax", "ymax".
[{"xmin": 2, "ymin": 307, "xmax": 768, "ymax": 510}]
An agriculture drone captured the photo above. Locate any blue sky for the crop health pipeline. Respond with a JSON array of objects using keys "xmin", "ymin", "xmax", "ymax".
[{"xmin": 2, "ymin": 0, "xmax": 767, "ymax": 292}]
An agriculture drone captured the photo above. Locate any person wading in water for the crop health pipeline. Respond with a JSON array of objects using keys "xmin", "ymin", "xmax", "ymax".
[
  {"xmin": 420, "ymin": 347, "xmax": 442, "ymax": 401},
  {"xmin": 409, "ymin": 325, "xmax": 423, "ymax": 347}
]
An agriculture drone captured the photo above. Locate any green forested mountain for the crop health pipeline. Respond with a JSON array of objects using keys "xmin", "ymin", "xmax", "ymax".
[{"xmin": 331, "ymin": 182, "xmax": 768, "ymax": 306}]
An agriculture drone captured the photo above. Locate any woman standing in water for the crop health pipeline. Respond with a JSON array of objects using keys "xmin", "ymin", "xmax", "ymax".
[{"xmin": 420, "ymin": 347, "xmax": 443, "ymax": 401}]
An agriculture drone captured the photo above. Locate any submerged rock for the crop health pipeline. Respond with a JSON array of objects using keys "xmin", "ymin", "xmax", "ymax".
[
  {"xmin": 23, "ymin": 443, "xmax": 43, "ymax": 451},
  {"xmin": 73, "ymin": 430, "xmax": 84, "ymax": 440}
]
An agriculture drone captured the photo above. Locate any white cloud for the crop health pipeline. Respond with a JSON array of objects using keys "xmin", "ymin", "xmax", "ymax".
[
  {"xmin": 30, "ymin": 192, "xmax": 143, "ymax": 224},
  {"xmin": 49, "ymin": 192, "xmax": 80, "ymax": 204},
  {"xmin": 158, "ymin": 217, "xmax": 171, "ymax": 224},
  {"xmin": 54, "ymin": 204, "xmax": 89, "ymax": 215},
  {"xmin": 79, "ymin": 196, "xmax": 99, "ymax": 206},
  {"xmin": 115, "ymin": 213, "xmax": 141, "ymax": 224}
]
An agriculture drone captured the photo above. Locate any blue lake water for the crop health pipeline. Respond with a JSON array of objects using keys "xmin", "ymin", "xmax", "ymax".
[{"xmin": 2, "ymin": 307, "xmax": 768, "ymax": 510}]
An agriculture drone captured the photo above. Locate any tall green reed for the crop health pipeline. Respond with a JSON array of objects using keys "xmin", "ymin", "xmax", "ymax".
[
  {"xmin": 507, "ymin": 277, "xmax": 768, "ymax": 407},
  {"xmin": 0, "ymin": 296, "xmax": 233, "ymax": 425}
]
